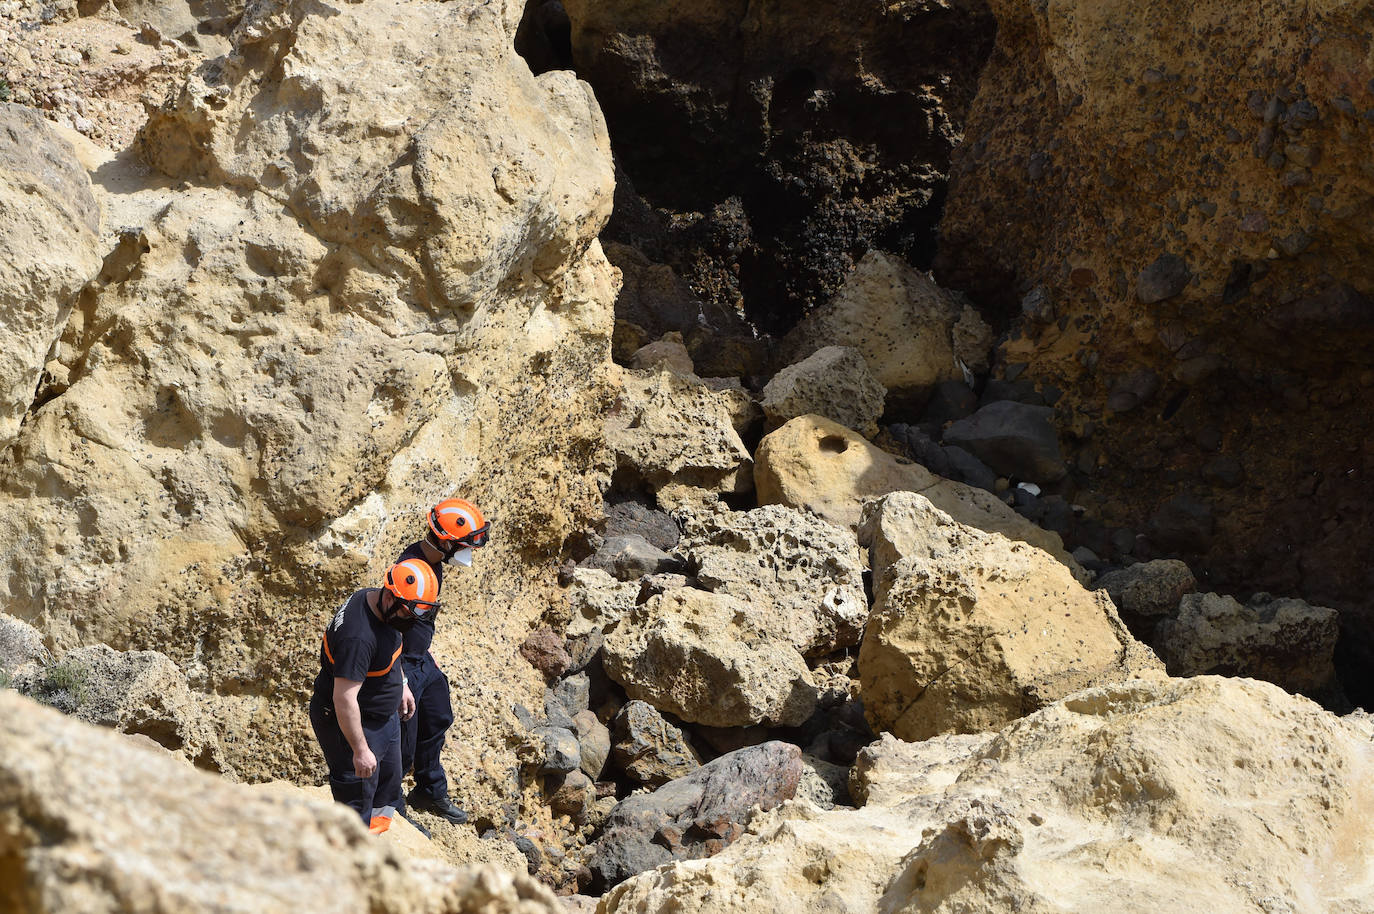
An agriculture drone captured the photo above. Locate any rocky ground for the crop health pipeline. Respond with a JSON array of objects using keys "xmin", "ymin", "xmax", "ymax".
[{"xmin": 2, "ymin": 0, "xmax": 1373, "ymax": 912}]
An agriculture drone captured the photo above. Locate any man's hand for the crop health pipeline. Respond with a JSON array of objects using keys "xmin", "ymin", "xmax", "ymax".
[
  {"xmin": 353, "ymin": 744, "xmax": 378, "ymax": 779},
  {"xmin": 400, "ymin": 684, "xmax": 416, "ymax": 721}
]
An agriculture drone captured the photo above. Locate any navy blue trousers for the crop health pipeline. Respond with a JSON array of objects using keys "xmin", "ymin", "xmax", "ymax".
[
  {"xmin": 400, "ymin": 653, "xmax": 454, "ymax": 804},
  {"xmin": 310, "ymin": 699, "xmax": 401, "ymax": 825}
]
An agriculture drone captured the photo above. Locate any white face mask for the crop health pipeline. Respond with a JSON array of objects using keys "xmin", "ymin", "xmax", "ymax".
[{"xmin": 445, "ymin": 545, "xmax": 474, "ymax": 567}]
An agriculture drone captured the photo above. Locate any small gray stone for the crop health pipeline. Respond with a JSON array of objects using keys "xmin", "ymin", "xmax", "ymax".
[
  {"xmin": 943, "ymin": 400, "xmax": 1065, "ymax": 484},
  {"xmin": 942, "ymin": 446, "xmax": 998, "ymax": 492},
  {"xmin": 527, "ymin": 726, "xmax": 581, "ymax": 775},
  {"xmin": 580, "ymin": 534, "xmax": 677, "ymax": 581},
  {"xmin": 573, "ymin": 709, "xmax": 611, "ymax": 779},
  {"xmin": 1137, "ymin": 253, "xmax": 1192, "ymax": 304},
  {"xmin": 611, "ymin": 700, "xmax": 701, "ymax": 786},
  {"xmin": 552, "ymin": 672, "xmax": 591, "ymax": 717}
]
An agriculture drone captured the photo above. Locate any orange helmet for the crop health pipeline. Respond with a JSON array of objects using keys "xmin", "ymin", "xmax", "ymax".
[
  {"xmin": 383, "ymin": 559, "xmax": 439, "ymax": 616},
  {"xmin": 428, "ymin": 498, "xmax": 490, "ymax": 549}
]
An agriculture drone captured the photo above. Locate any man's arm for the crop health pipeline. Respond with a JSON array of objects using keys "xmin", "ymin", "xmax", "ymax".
[{"xmin": 332, "ymin": 677, "xmax": 377, "ymax": 778}]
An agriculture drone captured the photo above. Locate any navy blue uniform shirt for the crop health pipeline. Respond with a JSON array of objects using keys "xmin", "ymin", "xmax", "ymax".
[{"xmin": 311, "ymin": 588, "xmax": 404, "ymax": 722}]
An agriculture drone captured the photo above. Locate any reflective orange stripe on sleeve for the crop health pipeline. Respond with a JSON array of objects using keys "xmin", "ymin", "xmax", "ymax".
[
  {"xmin": 367, "ymin": 644, "xmax": 403, "ymax": 678},
  {"xmin": 322, "ymin": 634, "xmax": 401, "ymax": 678}
]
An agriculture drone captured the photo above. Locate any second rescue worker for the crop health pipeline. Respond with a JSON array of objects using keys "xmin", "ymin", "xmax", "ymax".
[{"xmin": 395, "ymin": 497, "xmax": 490, "ymax": 826}]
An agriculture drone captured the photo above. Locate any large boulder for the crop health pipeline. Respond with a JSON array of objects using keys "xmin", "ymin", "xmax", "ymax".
[
  {"xmin": 587, "ymin": 741, "xmax": 803, "ymax": 891},
  {"xmin": 606, "ymin": 367, "xmax": 754, "ymax": 499},
  {"xmin": 0, "ymin": 691, "xmax": 561, "ymax": 913},
  {"xmin": 0, "ymin": 105, "xmax": 102, "ymax": 451},
  {"xmin": 755, "ymin": 414, "xmax": 1077, "ymax": 569},
  {"xmin": 781, "ymin": 251, "xmax": 993, "ymax": 409},
  {"xmin": 942, "ymin": 400, "xmax": 1066, "ymax": 485},
  {"xmin": 859, "ymin": 493, "xmax": 1161, "ymax": 741},
  {"xmin": 677, "ymin": 503, "xmax": 868, "ymax": 656},
  {"xmin": 602, "ymin": 677, "xmax": 1374, "ymax": 913},
  {"xmin": 1154, "ymin": 592, "xmax": 1339, "ymax": 698},
  {"xmin": 0, "ymin": 0, "xmax": 619, "ymax": 798},
  {"xmin": 603, "ymin": 588, "xmax": 818, "ymax": 727},
  {"xmin": 760, "ymin": 346, "xmax": 887, "ymax": 438}
]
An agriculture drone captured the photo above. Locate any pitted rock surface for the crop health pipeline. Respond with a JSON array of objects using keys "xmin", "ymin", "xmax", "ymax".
[
  {"xmin": 604, "ymin": 677, "xmax": 1374, "ymax": 913},
  {"xmin": 677, "ymin": 503, "xmax": 868, "ymax": 656},
  {"xmin": 781, "ymin": 251, "xmax": 992, "ymax": 409},
  {"xmin": 756, "ymin": 415, "xmax": 1077, "ymax": 570},
  {"xmin": 859, "ymin": 493, "xmax": 1161, "ymax": 741},
  {"xmin": 603, "ymin": 588, "xmax": 818, "ymax": 727},
  {"xmin": 760, "ymin": 346, "xmax": 886, "ymax": 438},
  {"xmin": 1155, "ymin": 591, "xmax": 1339, "ymax": 698}
]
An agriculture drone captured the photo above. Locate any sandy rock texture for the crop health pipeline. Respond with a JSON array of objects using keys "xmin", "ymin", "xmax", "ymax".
[
  {"xmin": 0, "ymin": 105, "xmax": 102, "ymax": 451},
  {"xmin": 760, "ymin": 345, "xmax": 886, "ymax": 438},
  {"xmin": 781, "ymin": 250, "xmax": 993, "ymax": 409},
  {"xmin": 604, "ymin": 676, "xmax": 1374, "ymax": 913},
  {"xmin": 755, "ymin": 414, "xmax": 1077, "ymax": 569},
  {"xmin": 1155, "ymin": 591, "xmax": 1339, "ymax": 697},
  {"xmin": 936, "ymin": 0, "xmax": 1374, "ymax": 699},
  {"xmin": 606, "ymin": 366, "xmax": 754, "ymax": 499},
  {"xmin": 0, "ymin": 691, "xmax": 560, "ymax": 914},
  {"xmin": 603, "ymin": 588, "xmax": 818, "ymax": 727},
  {"xmin": 0, "ymin": 0, "xmax": 618, "ymax": 819},
  {"xmin": 560, "ymin": 0, "xmax": 995, "ymax": 330},
  {"xmin": 677, "ymin": 503, "xmax": 868, "ymax": 656},
  {"xmin": 859, "ymin": 492, "xmax": 1160, "ymax": 740}
]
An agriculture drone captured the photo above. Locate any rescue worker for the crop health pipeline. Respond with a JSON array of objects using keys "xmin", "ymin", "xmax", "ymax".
[
  {"xmin": 395, "ymin": 497, "xmax": 489, "ymax": 826},
  {"xmin": 309, "ymin": 559, "xmax": 437, "ymax": 834}
]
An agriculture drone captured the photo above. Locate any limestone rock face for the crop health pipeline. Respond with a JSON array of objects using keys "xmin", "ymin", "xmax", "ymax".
[
  {"xmin": 604, "ymin": 677, "xmax": 1374, "ymax": 914},
  {"xmin": 761, "ymin": 346, "xmax": 886, "ymax": 438},
  {"xmin": 0, "ymin": 105, "xmax": 102, "ymax": 450},
  {"xmin": 587, "ymin": 741, "xmax": 803, "ymax": 891},
  {"xmin": 756, "ymin": 415, "xmax": 1076, "ymax": 570},
  {"xmin": 0, "ymin": 691, "xmax": 561, "ymax": 914},
  {"xmin": 563, "ymin": 568, "xmax": 639, "ymax": 639},
  {"xmin": 0, "ymin": 612, "xmax": 50, "ymax": 680},
  {"xmin": 15, "ymin": 644, "xmax": 232, "ymax": 774},
  {"xmin": 603, "ymin": 588, "xmax": 818, "ymax": 727},
  {"xmin": 935, "ymin": 0, "xmax": 1374, "ymax": 694},
  {"xmin": 678, "ymin": 504, "xmax": 868, "ymax": 656},
  {"xmin": 0, "ymin": 0, "xmax": 619, "ymax": 796},
  {"xmin": 859, "ymin": 493, "xmax": 1160, "ymax": 740},
  {"xmin": 1155, "ymin": 592, "xmax": 1339, "ymax": 697},
  {"xmin": 781, "ymin": 251, "xmax": 993, "ymax": 409},
  {"xmin": 142, "ymin": 0, "xmax": 612, "ymax": 310},
  {"xmin": 607, "ymin": 367, "xmax": 753, "ymax": 498}
]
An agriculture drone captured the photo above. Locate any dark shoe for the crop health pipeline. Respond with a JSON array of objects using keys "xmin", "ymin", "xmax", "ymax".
[
  {"xmin": 400, "ymin": 810, "xmax": 431, "ymax": 838},
  {"xmin": 410, "ymin": 792, "xmax": 468, "ymax": 825}
]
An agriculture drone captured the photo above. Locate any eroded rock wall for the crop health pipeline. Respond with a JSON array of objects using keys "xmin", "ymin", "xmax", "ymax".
[
  {"xmin": 560, "ymin": 0, "xmax": 996, "ymax": 331},
  {"xmin": 936, "ymin": 0, "xmax": 1374, "ymax": 698},
  {"xmin": 0, "ymin": 0, "xmax": 618, "ymax": 805}
]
